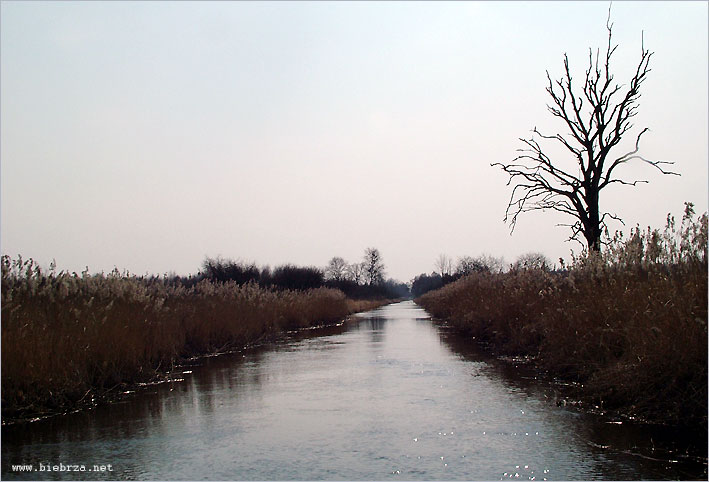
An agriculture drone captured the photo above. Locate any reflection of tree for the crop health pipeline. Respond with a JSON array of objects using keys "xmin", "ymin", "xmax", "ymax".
[{"xmin": 365, "ymin": 316, "xmax": 387, "ymax": 345}]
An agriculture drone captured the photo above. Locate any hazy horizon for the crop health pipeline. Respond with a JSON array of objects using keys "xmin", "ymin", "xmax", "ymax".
[{"xmin": 2, "ymin": 1, "xmax": 707, "ymax": 282}]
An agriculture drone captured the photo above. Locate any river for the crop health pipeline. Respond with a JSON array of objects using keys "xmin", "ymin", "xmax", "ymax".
[{"xmin": 1, "ymin": 301, "xmax": 706, "ymax": 480}]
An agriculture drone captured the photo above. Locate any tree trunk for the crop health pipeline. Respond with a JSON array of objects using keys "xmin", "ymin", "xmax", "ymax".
[{"xmin": 585, "ymin": 192, "xmax": 602, "ymax": 252}]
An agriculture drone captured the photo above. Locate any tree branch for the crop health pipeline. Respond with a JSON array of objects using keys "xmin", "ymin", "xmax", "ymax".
[{"xmin": 493, "ymin": 12, "xmax": 677, "ymax": 250}]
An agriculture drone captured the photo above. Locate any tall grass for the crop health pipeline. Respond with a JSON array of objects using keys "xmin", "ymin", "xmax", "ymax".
[
  {"xmin": 417, "ymin": 204, "xmax": 707, "ymax": 425},
  {"xmin": 1, "ymin": 259, "xmax": 387, "ymax": 420}
]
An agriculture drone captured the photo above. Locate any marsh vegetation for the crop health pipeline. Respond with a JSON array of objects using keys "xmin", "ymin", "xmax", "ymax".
[
  {"xmin": 1, "ymin": 258, "xmax": 390, "ymax": 421},
  {"xmin": 417, "ymin": 204, "xmax": 707, "ymax": 426}
]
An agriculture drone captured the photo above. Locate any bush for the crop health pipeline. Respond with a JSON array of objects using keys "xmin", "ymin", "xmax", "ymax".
[
  {"xmin": 202, "ymin": 256, "xmax": 261, "ymax": 284},
  {"xmin": 270, "ymin": 264, "xmax": 324, "ymax": 291}
]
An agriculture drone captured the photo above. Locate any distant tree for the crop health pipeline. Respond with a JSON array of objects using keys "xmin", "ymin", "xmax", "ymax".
[
  {"xmin": 455, "ymin": 256, "xmax": 477, "ymax": 276},
  {"xmin": 202, "ymin": 256, "xmax": 260, "ymax": 284},
  {"xmin": 455, "ymin": 256, "xmax": 488, "ymax": 276},
  {"xmin": 410, "ymin": 272, "xmax": 445, "ymax": 298},
  {"xmin": 270, "ymin": 264, "xmax": 324, "ymax": 291},
  {"xmin": 456, "ymin": 254, "xmax": 506, "ymax": 276},
  {"xmin": 434, "ymin": 254, "xmax": 454, "ymax": 277},
  {"xmin": 512, "ymin": 252, "xmax": 551, "ymax": 271},
  {"xmin": 383, "ymin": 278, "xmax": 411, "ymax": 299},
  {"xmin": 362, "ymin": 248, "xmax": 385, "ymax": 286},
  {"xmin": 347, "ymin": 262, "xmax": 365, "ymax": 285},
  {"xmin": 260, "ymin": 265, "xmax": 272, "ymax": 286},
  {"xmin": 492, "ymin": 10, "xmax": 678, "ymax": 251},
  {"xmin": 476, "ymin": 254, "xmax": 506, "ymax": 273},
  {"xmin": 325, "ymin": 256, "xmax": 348, "ymax": 281}
]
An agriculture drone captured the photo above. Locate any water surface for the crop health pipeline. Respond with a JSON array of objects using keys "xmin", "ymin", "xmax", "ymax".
[{"xmin": 2, "ymin": 301, "xmax": 706, "ymax": 480}]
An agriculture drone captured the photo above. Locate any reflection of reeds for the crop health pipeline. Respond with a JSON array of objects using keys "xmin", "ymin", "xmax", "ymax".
[
  {"xmin": 417, "ymin": 205, "xmax": 708, "ymax": 425},
  {"xmin": 1, "ymin": 259, "xmax": 386, "ymax": 419}
]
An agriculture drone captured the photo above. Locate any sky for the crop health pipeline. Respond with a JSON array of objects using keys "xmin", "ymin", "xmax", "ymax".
[{"xmin": 1, "ymin": 1, "xmax": 707, "ymax": 282}]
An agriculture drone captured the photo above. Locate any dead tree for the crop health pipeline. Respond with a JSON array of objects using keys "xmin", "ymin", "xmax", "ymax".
[{"xmin": 492, "ymin": 12, "xmax": 678, "ymax": 251}]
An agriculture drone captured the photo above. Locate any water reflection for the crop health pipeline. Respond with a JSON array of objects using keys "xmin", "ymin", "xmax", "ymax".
[
  {"xmin": 2, "ymin": 301, "xmax": 706, "ymax": 480},
  {"xmin": 432, "ymin": 313, "xmax": 708, "ymax": 481}
]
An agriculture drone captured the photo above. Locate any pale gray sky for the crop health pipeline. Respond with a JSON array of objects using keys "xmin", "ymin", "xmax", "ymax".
[{"xmin": 2, "ymin": 1, "xmax": 707, "ymax": 282}]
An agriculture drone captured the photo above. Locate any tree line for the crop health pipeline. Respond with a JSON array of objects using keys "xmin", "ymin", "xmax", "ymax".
[
  {"xmin": 192, "ymin": 247, "xmax": 409, "ymax": 300},
  {"xmin": 411, "ymin": 252, "xmax": 552, "ymax": 298}
]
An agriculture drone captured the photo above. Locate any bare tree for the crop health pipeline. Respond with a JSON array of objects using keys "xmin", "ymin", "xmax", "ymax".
[
  {"xmin": 347, "ymin": 262, "xmax": 365, "ymax": 285},
  {"xmin": 435, "ymin": 254, "xmax": 454, "ymax": 277},
  {"xmin": 512, "ymin": 252, "xmax": 551, "ymax": 271},
  {"xmin": 325, "ymin": 256, "xmax": 348, "ymax": 281},
  {"xmin": 455, "ymin": 256, "xmax": 479, "ymax": 276},
  {"xmin": 492, "ymin": 10, "xmax": 678, "ymax": 251},
  {"xmin": 477, "ymin": 254, "xmax": 506, "ymax": 273},
  {"xmin": 362, "ymin": 248, "xmax": 386, "ymax": 286},
  {"xmin": 456, "ymin": 254, "xmax": 506, "ymax": 275}
]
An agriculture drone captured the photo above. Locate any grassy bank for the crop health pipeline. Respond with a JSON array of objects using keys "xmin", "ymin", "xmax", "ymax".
[
  {"xmin": 417, "ymin": 206, "xmax": 707, "ymax": 426},
  {"xmin": 1, "ymin": 257, "xmax": 389, "ymax": 421}
]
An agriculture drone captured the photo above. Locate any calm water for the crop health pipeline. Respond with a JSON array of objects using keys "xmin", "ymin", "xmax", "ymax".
[{"xmin": 2, "ymin": 301, "xmax": 706, "ymax": 480}]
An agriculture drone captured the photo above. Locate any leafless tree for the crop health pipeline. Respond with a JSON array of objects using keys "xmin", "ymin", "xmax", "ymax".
[
  {"xmin": 456, "ymin": 254, "xmax": 506, "ymax": 275},
  {"xmin": 435, "ymin": 254, "xmax": 454, "ymax": 277},
  {"xmin": 363, "ymin": 248, "xmax": 386, "ymax": 286},
  {"xmin": 477, "ymin": 254, "xmax": 506, "ymax": 273},
  {"xmin": 325, "ymin": 256, "xmax": 348, "ymax": 281},
  {"xmin": 492, "ymin": 10, "xmax": 678, "ymax": 251},
  {"xmin": 347, "ymin": 262, "xmax": 365, "ymax": 285},
  {"xmin": 455, "ymin": 256, "xmax": 479, "ymax": 276},
  {"xmin": 512, "ymin": 252, "xmax": 551, "ymax": 271}
]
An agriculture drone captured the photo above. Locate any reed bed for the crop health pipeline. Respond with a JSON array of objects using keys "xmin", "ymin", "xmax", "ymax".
[
  {"xmin": 1, "ymin": 260, "xmax": 387, "ymax": 420},
  {"xmin": 417, "ymin": 204, "xmax": 707, "ymax": 425}
]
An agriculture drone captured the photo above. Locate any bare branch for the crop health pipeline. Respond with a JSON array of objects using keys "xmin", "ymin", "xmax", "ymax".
[
  {"xmin": 493, "ymin": 12, "xmax": 678, "ymax": 251},
  {"xmin": 601, "ymin": 128, "xmax": 679, "ymax": 189}
]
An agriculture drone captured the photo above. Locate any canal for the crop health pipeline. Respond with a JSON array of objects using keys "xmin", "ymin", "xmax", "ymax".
[{"xmin": 2, "ymin": 301, "xmax": 706, "ymax": 480}]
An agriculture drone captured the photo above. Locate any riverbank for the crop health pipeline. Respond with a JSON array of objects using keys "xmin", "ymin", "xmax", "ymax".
[
  {"xmin": 417, "ymin": 264, "xmax": 707, "ymax": 426},
  {"xmin": 417, "ymin": 207, "xmax": 707, "ymax": 427},
  {"xmin": 6, "ymin": 301, "xmax": 704, "ymax": 480},
  {"xmin": 1, "ymin": 256, "xmax": 391, "ymax": 423},
  {"xmin": 416, "ymin": 260, "xmax": 707, "ymax": 427}
]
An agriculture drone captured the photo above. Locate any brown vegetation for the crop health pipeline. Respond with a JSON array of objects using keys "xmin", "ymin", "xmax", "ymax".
[
  {"xmin": 1, "ymin": 261, "xmax": 388, "ymax": 421},
  {"xmin": 417, "ymin": 204, "xmax": 707, "ymax": 426}
]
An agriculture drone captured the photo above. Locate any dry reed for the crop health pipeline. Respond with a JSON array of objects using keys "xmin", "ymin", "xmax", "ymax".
[
  {"xmin": 1, "ymin": 260, "xmax": 388, "ymax": 420},
  {"xmin": 417, "ymin": 204, "xmax": 707, "ymax": 425}
]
